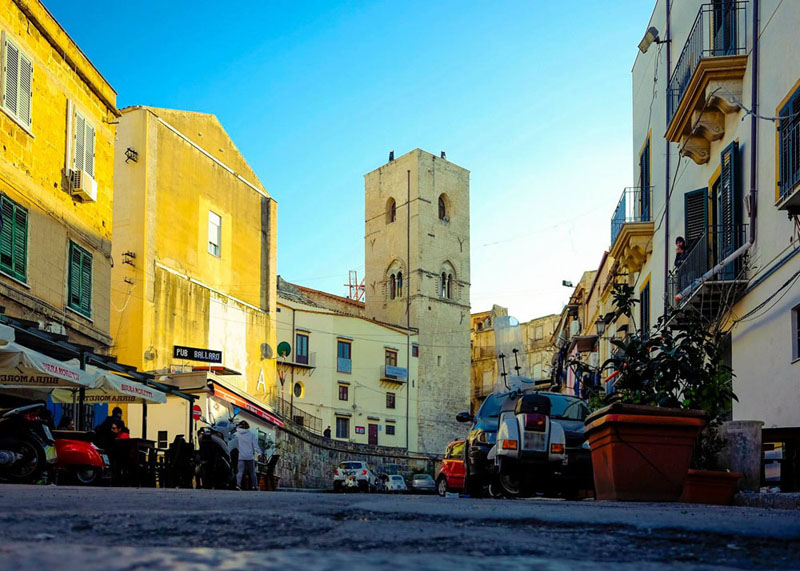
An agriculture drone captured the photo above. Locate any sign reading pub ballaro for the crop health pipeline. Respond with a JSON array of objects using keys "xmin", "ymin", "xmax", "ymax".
[{"xmin": 173, "ymin": 345, "xmax": 223, "ymax": 363}]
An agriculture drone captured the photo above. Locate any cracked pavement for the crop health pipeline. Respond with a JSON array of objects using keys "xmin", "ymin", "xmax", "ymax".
[{"xmin": 0, "ymin": 485, "xmax": 798, "ymax": 570}]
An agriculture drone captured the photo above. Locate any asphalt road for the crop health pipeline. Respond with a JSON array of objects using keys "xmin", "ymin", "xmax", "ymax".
[{"xmin": 0, "ymin": 485, "xmax": 798, "ymax": 570}]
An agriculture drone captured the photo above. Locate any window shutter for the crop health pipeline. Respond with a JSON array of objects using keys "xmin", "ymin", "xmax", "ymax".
[
  {"xmin": 79, "ymin": 250, "xmax": 92, "ymax": 315},
  {"xmin": 0, "ymin": 198, "xmax": 14, "ymax": 270},
  {"xmin": 18, "ymin": 52, "xmax": 31, "ymax": 126},
  {"xmin": 4, "ymin": 39, "xmax": 19, "ymax": 117},
  {"xmin": 779, "ymin": 92, "xmax": 800, "ymax": 197},
  {"xmin": 684, "ymin": 188, "xmax": 708, "ymax": 245},
  {"xmin": 85, "ymin": 122, "xmax": 95, "ymax": 176},
  {"xmin": 717, "ymin": 141, "xmax": 741, "ymax": 277},
  {"xmin": 74, "ymin": 113, "xmax": 86, "ymax": 172},
  {"xmin": 69, "ymin": 245, "xmax": 82, "ymax": 308},
  {"xmin": 12, "ymin": 206, "xmax": 26, "ymax": 278}
]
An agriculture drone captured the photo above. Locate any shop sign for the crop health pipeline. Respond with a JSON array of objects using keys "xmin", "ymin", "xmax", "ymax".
[
  {"xmin": 355, "ymin": 426, "xmax": 365, "ymax": 434},
  {"xmin": 173, "ymin": 345, "xmax": 222, "ymax": 363}
]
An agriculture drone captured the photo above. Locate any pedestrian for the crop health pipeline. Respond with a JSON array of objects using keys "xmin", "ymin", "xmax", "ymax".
[
  {"xmin": 235, "ymin": 420, "xmax": 259, "ymax": 490},
  {"xmin": 674, "ymin": 236, "xmax": 688, "ymax": 267},
  {"xmin": 96, "ymin": 406, "xmax": 126, "ymax": 450},
  {"xmin": 323, "ymin": 425, "xmax": 331, "ymax": 438},
  {"xmin": 57, "ymin": 415, "xmax": 74, "ymax": 430}
]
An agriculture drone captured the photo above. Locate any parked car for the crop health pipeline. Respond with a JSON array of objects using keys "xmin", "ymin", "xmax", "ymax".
[
  {"xmin": 333, "ymin": 461, "xmax": 378, "ymax": 492},
  {"xmin": 436, "ymin": 439, "xmax": 466, "ymax": 496},
  {"xmin": 457, "ymin": 391, "xmax": 593, "ymax": 498},
  {"xmin": 386, "ymin": 474, "xmax": 407, "ymax": 492},
  {"xmin": 409, "ymin": 473, "xmax": 436, "ymax": 494}
]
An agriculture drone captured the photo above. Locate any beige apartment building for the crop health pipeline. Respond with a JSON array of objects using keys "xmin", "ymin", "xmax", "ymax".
[
  {"xmin": 605, "ymin": 0, "xmax": 800, "ymax": 437},
  {"xmin": 276, "ymin": 277, "xmax": 419, "ymax": 450}
]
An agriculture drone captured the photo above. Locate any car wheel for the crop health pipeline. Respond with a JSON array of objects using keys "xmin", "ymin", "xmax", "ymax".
[
  {"xmin": 74, "ymin": 466, "xmax": 100, "ymax": 486},
  {"xmin": 436, "ymin": 476, "xmax": 449, "ymax": 497}
]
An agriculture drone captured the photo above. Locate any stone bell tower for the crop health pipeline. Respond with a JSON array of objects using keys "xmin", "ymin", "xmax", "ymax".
[{"xmin": 364, "ymin": 149, "xmax": 471, "ymax": 455}]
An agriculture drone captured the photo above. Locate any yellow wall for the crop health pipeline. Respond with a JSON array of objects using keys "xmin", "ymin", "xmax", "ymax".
[
  {"xmin": 276, "ymin": 297, "xmax": 419, "ymax": 451},
  {"xmin": 0, "ymin": 0, "xmax": 117, "ymax": 345},
  {"xmin": 111, "ymin": 107, "xmax": 277, "ymax": 419}
]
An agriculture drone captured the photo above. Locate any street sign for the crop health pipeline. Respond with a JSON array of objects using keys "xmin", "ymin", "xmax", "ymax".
[
  {"xmin": 173, "ymin": 345, "xmax": 222, "ymax": 363},
  {"xmin": 192, "ymin": 404, "xmax": 202, "ymax": 420}
]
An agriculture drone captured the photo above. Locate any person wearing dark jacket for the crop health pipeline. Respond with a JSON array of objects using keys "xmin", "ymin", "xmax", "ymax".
[{"xmin": 674, "ymin": 236, "xmax": 688, "ymax": 268}]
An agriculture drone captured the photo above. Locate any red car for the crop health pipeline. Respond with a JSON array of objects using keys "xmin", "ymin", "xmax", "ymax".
[{"xmin": 436, "ymin": 439, "xmax": 466, "ymax": 496}]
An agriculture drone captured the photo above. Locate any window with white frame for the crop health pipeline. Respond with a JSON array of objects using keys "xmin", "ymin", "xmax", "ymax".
[
  {"xmin": 72, "ymin": 109, "xmax": 96, "ymax": 178},
  {"xmin": 208, "ymin": 211, "xmax": 221, "ymax": 256},
  {"xmin": 2, "ymin": 35, "xmax": 33, "ymax": 129}
]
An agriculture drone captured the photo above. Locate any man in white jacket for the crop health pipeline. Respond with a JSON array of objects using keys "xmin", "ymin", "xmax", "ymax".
[{"xmin": 235, "ymin": 420, "xmax": 260, "ymax": 490}]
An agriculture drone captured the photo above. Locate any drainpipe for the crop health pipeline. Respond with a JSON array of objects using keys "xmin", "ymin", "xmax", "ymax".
[
  {"xmin": 664, "ymin": 0, "xmax": 672, "ymax": 311},
  {"xmin": 676, "ymin": 0, "xmax": 759, "ymax": 304},
  {"xmin": 405, "ymin": 169, "xmax": 411, "ymax": 451}
]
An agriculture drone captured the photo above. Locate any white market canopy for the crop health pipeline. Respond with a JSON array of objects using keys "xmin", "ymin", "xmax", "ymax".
[
  {"xmin": 52, "ymin": 365, "xmax": 167, "ymax": 405},
  {"xmin": 0, "ymin": 325, "xmax": 92, "ymax": 389}
]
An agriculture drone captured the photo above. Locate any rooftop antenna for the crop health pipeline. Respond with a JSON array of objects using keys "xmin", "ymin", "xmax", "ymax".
[
  {"xmin": 389, "ymin": 150, "xmax": 395, "ymax": 162},
  {"xmin": 344, "ymin": 270, "xmax": 365, "ymax": 302}
]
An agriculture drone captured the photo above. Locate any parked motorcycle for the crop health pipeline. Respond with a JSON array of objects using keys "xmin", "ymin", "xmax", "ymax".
[
  {"xmin": 53, "ymin": 430, "xmax": 110, "ymax": 485},
  {"xmin": 0, "ymin": 402, "xmax": 57, "ymax": 483},
  {"xmin": 196, "ymin": 419, "xmax": 239, "ymax": 489}
]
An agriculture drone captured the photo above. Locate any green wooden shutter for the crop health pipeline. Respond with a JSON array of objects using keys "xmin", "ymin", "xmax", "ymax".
[
  {"xmin": 12, "ymin": 206, "xmax": 26, "ymax": 279},
  {"xmin": 79, "ymin": 250, "xmax": 91, "ymax": 316},
  {"xmin": 68, "ymin": 242, "xmax": 91, "ymax": 317},
  {"xmin": 0, "ymin": 197, "xmax": 27, "ymax": 281},
  {"xmin": 718, "ymin": 141, "xmax": 741, "ymax": 278},
  {"xmin": 684, "ymin": 188, "xmax": 709, "ymax": 246},
  {"xmin": 0, "ymin": 197, "xmax": 14, "ymax": 272}
]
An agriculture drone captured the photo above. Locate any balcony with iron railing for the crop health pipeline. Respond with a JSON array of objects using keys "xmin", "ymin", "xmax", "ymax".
[
  {"xmin": 665, "ymin": 2, "xmax": 748, "ymax": 164},
  {"xmin": 609, "ymin": 187, "xmax": 654, "ymax": 274},
  {"xmin": 667, "ymin": 224, "xmax": 749, "ymax": 317}
]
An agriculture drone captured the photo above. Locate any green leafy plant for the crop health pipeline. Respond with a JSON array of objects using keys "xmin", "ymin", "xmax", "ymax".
[{"xmin": 598, "ymin": 282, "xmax": 736, "ymax": 469}]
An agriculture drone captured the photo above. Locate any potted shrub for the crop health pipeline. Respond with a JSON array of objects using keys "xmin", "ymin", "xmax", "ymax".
[{"xmin": 582, "ymin": 284, "xmax": 736, "ymax": 502}]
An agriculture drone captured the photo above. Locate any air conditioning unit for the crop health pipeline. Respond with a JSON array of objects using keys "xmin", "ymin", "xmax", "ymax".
[
  {"xmin": 569, "ymin": 320, "xmax": 581, "ymax": 338},
  {"xmin": 588, "ymin": 352, "xmax": 600, "ymax": 368},
  {"xmin": 70, "ymin": 169, "xmax": 97, "ymax": 202}
]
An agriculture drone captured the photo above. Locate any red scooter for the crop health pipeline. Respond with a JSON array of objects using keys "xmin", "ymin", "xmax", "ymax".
[{"xmin": 53, "ymin": 430, "xmax": 110, "ymax": 485}]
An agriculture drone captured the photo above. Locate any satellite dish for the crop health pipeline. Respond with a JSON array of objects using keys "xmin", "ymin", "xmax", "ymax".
[
  {"xmin": 277, "ymin": 341, "xmax": 291, "ymax": 358},
  {"xmin": 261, "ymin": 343, "xmax": 274, "ymax": 359}
]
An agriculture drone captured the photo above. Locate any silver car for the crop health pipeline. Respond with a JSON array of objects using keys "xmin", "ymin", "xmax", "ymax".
[{"xmin": 409, "ymin": 473, "xmax": 436, "ymax": 494}]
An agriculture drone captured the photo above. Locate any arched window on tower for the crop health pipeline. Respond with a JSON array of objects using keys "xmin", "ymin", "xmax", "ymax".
[
  {"xmin": 387, "ymin": 198, "xmax": 397, "ymax": 224},
  {"xmin": 389, "ymin": 274, "xmax": 397, "ymax": 299},
  {"xmin": 396, "ymin": 272, "xmax": 403, "ymax": 298},
  {"xmin": 438, "ymin": 195, "xmax": 447, "ymax": 220},
  {"xmin": 447, "ymin": 273, "xmax": 453, "ymax": 299},
  {"xmin": 440, "ymin": 272, "xmax": 448, "ymax": 298}
]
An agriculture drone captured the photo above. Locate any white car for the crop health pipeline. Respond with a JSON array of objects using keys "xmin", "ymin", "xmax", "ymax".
[
  {"xmin": 386, "ymin": 474, "xmax": 408, "ymax": 492},
  {"xmin": 333, "ymin": 461, "xmax": 378, "ymax": 492}
]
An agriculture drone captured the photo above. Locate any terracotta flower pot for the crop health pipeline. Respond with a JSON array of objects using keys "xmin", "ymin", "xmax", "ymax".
[
  {"xmin": 584, "ymin": 403, "xmax": 706, "ymax": 502},
  {"xmin": 680, "ymin": 469, "xmax": 742, "ymax": 505}
]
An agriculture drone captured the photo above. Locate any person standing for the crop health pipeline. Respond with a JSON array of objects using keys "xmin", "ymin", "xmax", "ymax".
[
  {"xmin": 235, "ymin": 420, "xmax": 259, "ymax": 490},
  {"xmin": 323, "ymin": 425, "xmax": 331, "ymax": 439}
]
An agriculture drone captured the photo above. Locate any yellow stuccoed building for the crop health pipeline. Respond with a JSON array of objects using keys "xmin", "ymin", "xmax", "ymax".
[
  {"xmin": 0, "ymin": 1, "xmax": 118, "ymax": 348},
  {"xmin": 110, "ymin": 106, "xmax": 278, "ymax": 438}
]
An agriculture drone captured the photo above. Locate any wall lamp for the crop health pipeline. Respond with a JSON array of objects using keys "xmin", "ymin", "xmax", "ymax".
[{"xmin": 638, "ymin": 26, "xmax": 669, "ymax": 54}]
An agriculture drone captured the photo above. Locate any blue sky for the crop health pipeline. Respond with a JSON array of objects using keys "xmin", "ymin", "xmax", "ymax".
[{"xmin": 48, "ymin": 1, "xmax": 654, "ymax": 321}]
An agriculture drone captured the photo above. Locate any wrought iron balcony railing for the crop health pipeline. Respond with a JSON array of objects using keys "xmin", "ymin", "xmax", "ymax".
[
  {"xmin": 610, "ymin": 187, "xmax": 653, "ymax": 247},
  {"xmin": 667, "ymin": 1, "xmax": 747, "ymax": 124},
  {"xmin": 668, "ymin": 223, "xmax": 748, "ymax": 306}
]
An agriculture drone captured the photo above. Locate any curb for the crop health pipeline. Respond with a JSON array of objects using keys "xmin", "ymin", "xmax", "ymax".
[{"xmin": 733, "ymin": 492, "xmax": 800, "ymax": 510}]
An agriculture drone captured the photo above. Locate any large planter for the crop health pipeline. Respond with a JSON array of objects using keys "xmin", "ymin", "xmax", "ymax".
[
  {"xmin": 680, "ymin": 469, "xmax": 742, "ymax": 505},
  {"xmin": 584, "ymin": 403, "xmax": 706, "ymax": 502}
]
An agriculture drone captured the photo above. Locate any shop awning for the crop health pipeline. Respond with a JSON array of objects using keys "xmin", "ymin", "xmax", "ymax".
[
  {"xmin": 0, "ymin": 334, "xmax": 92, "ymax": 389},
  {"xmin": 52, "ymin": 366, "xmax": 167, "ymax": 404},
  {"xmin": 211, "ymin": 382, "xmax": 283, "ymax": 428}
]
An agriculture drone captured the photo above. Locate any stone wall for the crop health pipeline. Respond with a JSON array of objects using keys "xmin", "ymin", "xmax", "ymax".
[{"xmin": 274, "ymin": 421, "xmax": 437, "ymax": 489}]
